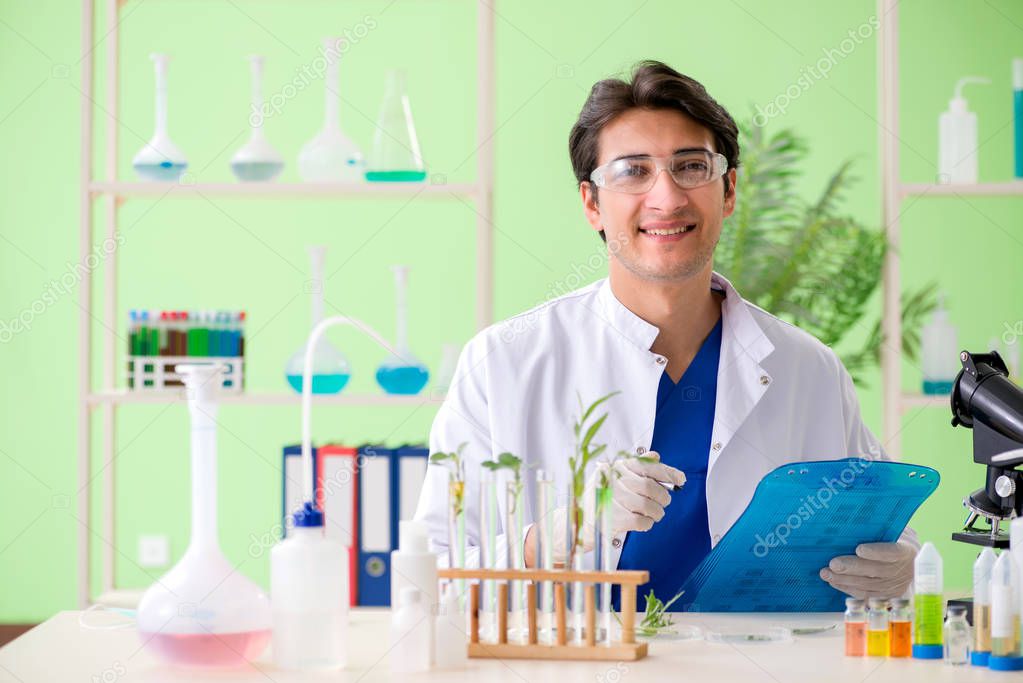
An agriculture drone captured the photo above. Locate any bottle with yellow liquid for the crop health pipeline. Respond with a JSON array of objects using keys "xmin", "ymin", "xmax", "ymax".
[
  {"xmin": 989, "ymin": 551, "xmax": 1022, "ymax": 671},
  {"xmin": 912, "ymin": 542, "xmax": 944, "ymax": 659},
  {"xmin": 971, "ymin": 548, "xmax": 996, "ymax": 666},
  {"xmin": 867, "ymin": 598, "xmax": 890, "ymax": 657}
]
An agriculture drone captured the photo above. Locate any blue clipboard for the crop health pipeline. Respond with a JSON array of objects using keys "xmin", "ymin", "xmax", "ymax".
[{"xmin": 678, "ymin": 458, "xmax": 939, "ymax": 612}]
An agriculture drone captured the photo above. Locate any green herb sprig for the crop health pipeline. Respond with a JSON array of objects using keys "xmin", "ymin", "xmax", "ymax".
[{"xmin": 632, "ymin": 588, "xmax": 685, "ymax": 637}]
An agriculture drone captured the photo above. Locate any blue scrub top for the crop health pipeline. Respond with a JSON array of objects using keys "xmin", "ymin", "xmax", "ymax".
[{"xmin": 614, "ymin": 314, "xmax": 722, "ymax": 611}]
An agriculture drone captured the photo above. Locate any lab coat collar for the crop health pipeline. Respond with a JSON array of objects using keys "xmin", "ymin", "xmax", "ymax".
[
  {"xmin": 711, "ymin": 271, "xmax": 775, "ymax": 364},
  {"xmin": 594, "ymin": 271, "xmax": 775, "ymax": 363}
]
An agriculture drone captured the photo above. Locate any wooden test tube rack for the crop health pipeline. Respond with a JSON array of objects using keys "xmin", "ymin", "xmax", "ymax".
[{"xmin": 437, "ymin": 567, "xmax": 649, "ymax": 661}]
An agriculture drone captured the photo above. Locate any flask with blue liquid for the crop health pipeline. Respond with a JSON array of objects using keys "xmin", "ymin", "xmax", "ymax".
[
  {"xmin": 285, "ymin": 246, "xmax": 352, "ymax": 393},
  {"xmin": 376, "ymin": 265, "xmax": 429, "ymax": 394},
  {"xmin": 132, "ymin": 53, "xmax": 188, "ymax": 181}
]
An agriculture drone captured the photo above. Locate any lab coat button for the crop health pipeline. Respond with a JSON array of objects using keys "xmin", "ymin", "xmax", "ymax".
[
  {"xmin": 713, "ymin": 534, "xmax": 722, "ymax": 543},
  {"xmin": 760, "ymin": 375, "xmax": 771, "ymax": 385},
  {"xmin": 655, "ymin": 356, "xmax": 666, "ymax": 365},
  {"xmin": 635, "ymin": 446, "xmax": 647, "ymax": 455},
  {"xmin": 712, "ymin": 442, "xmax": 722, "ymax": 451},
  {"xmin": 611, "ymin": 538, "xmax": 622, "ymax": 548}
]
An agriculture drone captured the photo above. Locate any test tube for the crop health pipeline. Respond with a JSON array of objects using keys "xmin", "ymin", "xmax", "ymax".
[
  {"xmin": 972, "ymin": 548, "xmax": 996, "ymax": 665},
  {"xmin": 593, "ymin": 483, "xmax": 614, "ymax": 644},
  {"xmin": 535, "ymin": 470, "xmax": 556, "ymax": 644},
  {"xmin": 844, "ymin": 597, "xmax": 866, "ymax": 656},
  {"xmin": 565, "ymin": 483, "xmax": 585, "ymax": 643},
  {"xmin": 236, "ymin": 311, "xmax": 246, "ymax": 357},
  {"xmin": 505, "ymin": 476, "xmax": 527, "ymax": 643},
  {"xmin": 866, "ymin": 598, "xmax": 889, "ymax": 657},
  {"xmin": 446, "ymin": 471, "xmax": 466, "ymax": 606},
  {"xmin": 888, "ymin": 598, "xmax": 912, "ymax": 657},
  {"xmin": 912, "ymin": 542, "xmax": 945, "ymax": 659},
  {"xmin": 990, "ymin": 552, "xmax": 1020, "ymax": 660},
  {"xmin": 479, "ymin": 468, "xmax": 499, "ymax": 642}
]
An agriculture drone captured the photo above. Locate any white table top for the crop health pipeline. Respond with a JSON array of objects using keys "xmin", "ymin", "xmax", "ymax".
[{"xmin": 0, "ymin": 609, "xmax": 996, "ymax": 682}]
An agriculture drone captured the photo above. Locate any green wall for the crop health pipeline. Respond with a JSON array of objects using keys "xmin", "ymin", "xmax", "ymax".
[{"xmin": 2, "ymin": 0, "xmax": 1022, "ymax": 621}]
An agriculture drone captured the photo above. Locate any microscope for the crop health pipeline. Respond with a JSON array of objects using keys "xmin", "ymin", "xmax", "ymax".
[{"xmin": 950, "ymin": 350, "xmax": 1023, "ymax": 548}]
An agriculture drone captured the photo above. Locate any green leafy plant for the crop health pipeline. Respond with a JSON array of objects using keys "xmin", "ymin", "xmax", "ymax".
[
  {"xmin": 598, "ymin": 449, "xmax": 656, "ymax": 490},
  {"xmin": 482, "ymin": 451, "xmax": 524, "ymax": 514},
  {"xmin": 567, "ymin": 393, "xmax": 659, "ymax": 565},
  {"xmin": 615, "ymin": 588, "xmax": 685, "ymax": 637},
  {"xmin": 568, "ymin": 391, "xmax": 619, "ymax": 566},
  {"xmin": 430, "ymin": 443, "xmax": 467, "ymax": 517},
  {"xmin": 716, "ymin": 116, "xmax": 937, "ymax": 386},
  {"xmin": 637, "ymin": 589, "xmax": 685, "ymax": 637}
]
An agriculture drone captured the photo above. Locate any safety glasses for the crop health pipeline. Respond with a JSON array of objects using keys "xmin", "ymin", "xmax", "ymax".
[{"xmin": 589, "ymin": 150, "xmax": 727, "ymax": 194}]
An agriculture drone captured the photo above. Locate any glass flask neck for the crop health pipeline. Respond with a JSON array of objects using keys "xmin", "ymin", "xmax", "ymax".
[
  {"xmin": 152, "ymin": 54, "xmax": 169, "ymax": 138},
  {"xmin": 309, "ymin": 246, "xmax": 326, "ymax": 326},
  {"xmin": 323, "ymin": 40, "xmax": 342, "ymax": 135},
  {"xmin": 392, "ymin": 266, "xmax": 409, "ymax": 354},
  {"xmin": 248, "ymin": 55, "xmax": 267, "ymax": 141},
  {"xmin": 188, "ymin": 409, "xmax": 219, "ymax": 553}
]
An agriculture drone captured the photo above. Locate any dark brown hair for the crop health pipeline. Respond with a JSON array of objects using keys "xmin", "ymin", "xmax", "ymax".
[{"xmin": 569, "ymin": 60, "xmax": 740, "ymax": 241}]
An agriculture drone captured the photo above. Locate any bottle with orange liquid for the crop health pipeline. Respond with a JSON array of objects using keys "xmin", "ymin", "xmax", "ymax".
[
  {"xmin": 888, "ymin": 599, "xmax": 912, "ymax": 657},
  {"xmin": 845, "ymin": 598, "xmax": 867, "ymax": 656}
]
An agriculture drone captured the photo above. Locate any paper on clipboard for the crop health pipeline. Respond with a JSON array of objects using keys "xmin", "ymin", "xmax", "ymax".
[{"xmin": 678, "ymin": 458, "xmax": 939, "ymax": 612}]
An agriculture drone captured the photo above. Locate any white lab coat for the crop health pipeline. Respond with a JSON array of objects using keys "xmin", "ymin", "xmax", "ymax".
[{"xmin": 414, "ymin": 271, "xmax": 915, "ymax": 569}]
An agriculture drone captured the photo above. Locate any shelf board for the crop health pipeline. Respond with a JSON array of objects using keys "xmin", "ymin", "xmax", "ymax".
[
  {"xmin": 88, "ymin": 390, "xmax": 445, "ymax": 406},
  {"xmin": 89, "ymin": 181, "xmax": 479, "ymax": 200},
  {"xmin": 900, "ymin": 392, "xmax": 949, "ymax": 410},
  {"xmin": 901, "ymin": 181, "xmax": 1023, "ymax": 198}
]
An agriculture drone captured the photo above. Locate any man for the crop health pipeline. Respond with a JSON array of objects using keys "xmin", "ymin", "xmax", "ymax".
[{"xmin": 414, "ymin": 60, "xmax": 915, "ymax": 605}]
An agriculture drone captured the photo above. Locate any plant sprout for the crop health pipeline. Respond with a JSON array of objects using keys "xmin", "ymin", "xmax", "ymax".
[
  {"xmin": 598, "ymin": 449, "xmax": 656, "ymax": 491},
  {"xmin": 568, "ymin": 391, "xmax": 620, "ymax": 567},
  {"xmin": 615, "ymin": 588, "xmax": 685, "ymax": 637},
  {"xmin": 481, "ymin": 451, "xmax": 523, "ymax": 513},
  {"xmin": 430, "ymin": 442, "xmax": 467, "ymax": 517}
]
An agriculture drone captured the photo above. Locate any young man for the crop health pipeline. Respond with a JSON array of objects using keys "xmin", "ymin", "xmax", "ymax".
[{"xmin": 414, "ymin": 60, "xmax": 915, "ymax": 604}]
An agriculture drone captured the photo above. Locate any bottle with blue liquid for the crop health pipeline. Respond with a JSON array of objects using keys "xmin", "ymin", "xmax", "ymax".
[
  {"xmin": 132, "ymin": 53, "xmax": 188, "ymax": 181},
  {"xmin": 285, "ymin": 246, "xmax": 351, "ymax": 394},
  {"xmin": 376, "ymin": 265, "xmax": 429, "ymax": 395},
  {"xmin": 1014, "ymin": 58, "xmax": 1023, "ymax": 180},
  {"xmin": 920, "ymin": 292, "xmax": 958, "ymax": 395}
]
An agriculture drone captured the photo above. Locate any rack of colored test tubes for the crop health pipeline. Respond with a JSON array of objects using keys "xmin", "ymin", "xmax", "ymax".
[{"xmin": 127, "ymin": 310, "xmax": 246, "ymax": 391}]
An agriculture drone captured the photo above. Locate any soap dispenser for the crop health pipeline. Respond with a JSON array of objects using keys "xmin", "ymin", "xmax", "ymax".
[{"xmin": 938, "ymin": 76, "xmax": 989, "ymax": 184}]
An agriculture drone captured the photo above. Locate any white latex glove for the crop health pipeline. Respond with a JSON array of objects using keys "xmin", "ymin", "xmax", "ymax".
[
  {"xmin": 819, "ymin": 541, "xmax": 916, "ymax": 599},
  {"xmin": 545, "ymin": 451, "xmax": 686, "ymax": 564}
]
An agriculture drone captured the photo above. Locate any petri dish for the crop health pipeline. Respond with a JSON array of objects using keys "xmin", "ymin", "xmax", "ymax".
[
  {"xmin": 638, "ymin": 624, "xmax": 704, "ymax": 641},
  {"xmin": 705, "ymin": 626, "xmax": 793, "ymax": 643}
]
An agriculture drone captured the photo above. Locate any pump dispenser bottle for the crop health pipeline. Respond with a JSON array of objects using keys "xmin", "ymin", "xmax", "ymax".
[{"xmin": 939, "ymin": 76, "xmax": 989, "ymax": 184}]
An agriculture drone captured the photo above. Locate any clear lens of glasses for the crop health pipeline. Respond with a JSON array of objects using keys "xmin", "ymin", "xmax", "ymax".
[{"xmin": 590, "ymin": 150, "xmax": 726, "ymax": 193}]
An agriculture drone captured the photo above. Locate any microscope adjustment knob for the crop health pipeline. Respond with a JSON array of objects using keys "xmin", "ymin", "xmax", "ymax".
[{"xmin": 995, "ymin": 475, "xmax": 1016, "ymax": 498}]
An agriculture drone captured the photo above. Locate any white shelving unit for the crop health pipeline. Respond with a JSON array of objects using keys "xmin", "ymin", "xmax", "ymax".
[
  {"xmin": 878, "ymin": 0, "xmax": 1023, "ymax": 454},
  {"xmin": 78, "ymin": 0, "xmax": 495, "ymax": 608}
]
